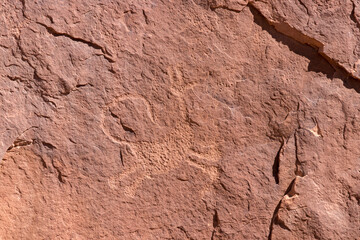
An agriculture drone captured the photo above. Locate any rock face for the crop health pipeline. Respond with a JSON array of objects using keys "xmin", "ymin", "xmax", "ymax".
[{"xmin": 0, "ymin": 0, "xmax": 359, "ymax": 239}]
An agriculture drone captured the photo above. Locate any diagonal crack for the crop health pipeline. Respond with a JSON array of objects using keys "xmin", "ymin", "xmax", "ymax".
[
  {"xmin": 120, "ymin": 121, "xmax": 136, "ymax": 135},
  {"xmin": 5, "ymin": 126, "xmax": 38, "ymax": 152},
  {"xmin": 7, "ymin": 139, "xmax": 33, "ymax": 151},
  {"xmin": 298, "ymin": 0, "xmax": 309, "ymax": 15},
  {"xmin": 268, "ymin": 173, "xmax": 302, "ymax": 238},
  {"xmin": 19, "ymin": 0, "xmax": 26, "ymax": 18},
  {"xmin": 267, "ymin": 178, "xmax": 296, "ymax": 239},
  {"xmin": 297, "ymin": 0, "xmax": 310, "ymax": 26},
  {"xmin": 120, "ymin": 149, "xmax": 124, "ymax": 166},
  {"xmin": 272, "ymin": 140, "xmax": 284, "ymax": 184},
  {"xmin": 36, "ymin": 22, "xmax": 115, "ymax": 63},
  {"xmin": 213, "ymin": 1, "xmax": 360, "ymax": 82},
  {"xmin": 110, "ymin": 110, "xmax": 136, "ymax": 135},
  {"xmin": 142, "ymin": 10, "xmax": 149, "ymax": 24},
  {"xmin": 247, "ymin": 2, "xmax": 359, "ymax": 81},
  {"xmin": 268, "ymin": 131, "xmax": 306, "ymax": 239}
]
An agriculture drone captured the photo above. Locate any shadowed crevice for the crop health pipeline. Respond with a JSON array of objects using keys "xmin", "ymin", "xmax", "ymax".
[
  {"xmin": 248, "ymin": 5, "xmax": 335, "ymax": 78},
  {"xmin": 248, "ymin": 4, "xmax": 360, "ymax": 94},
  {"xmin": 211, "ymin": 210, "xmax": 220, "ymax": 240},
  {"xmin": 267, "ymin": 178, "xmax": 296, "ymax": 239},
  {"xmin": 272, "ymin": 142, "xmax": 283, "ymax": 184}
]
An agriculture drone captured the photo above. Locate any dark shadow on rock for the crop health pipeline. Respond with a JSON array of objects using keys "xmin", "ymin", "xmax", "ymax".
[
  {"xmin": 249, "ymin": 5, "xmax": 360, "ymax": 94},
  {"xmin": 249, "ymin": 5, "xmax": 335, "ymax": 78},
  {"xmin": 342, "ymin": 76, "xmax": 360, "ymax": 94}
]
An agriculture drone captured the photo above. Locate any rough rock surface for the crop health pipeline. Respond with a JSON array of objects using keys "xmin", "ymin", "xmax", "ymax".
[{"xmin": 0, "ymin": 0, "xmax": 359, "ymax": 239}]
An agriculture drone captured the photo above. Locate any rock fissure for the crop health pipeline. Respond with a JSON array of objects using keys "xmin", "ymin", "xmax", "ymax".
[
  {"xmin": 268, "ymin": 130, "xmax": 307, "ymax": 239},
  {"xmin": 272, "ymin": 140, "xmax": 284, "ymax": 184},
  {"xmin": 247, "ymin": 2, "xmax": 358, "ymax": 80},
  {"xmin": 120, "ymin": 121, "xmax": 136, "ymax": 135},
  {"xmin": 5, "ymin": 126, "xmax": 39, "ymax": 153},
  {"xmin": 142, "ymin": 10, "xmax": 149, "ymax": 24},
  {"xmin": 120, "ymin": 150, "xmax": 124, "ymax": 166},
  {"xmin": 297, "ymin": 0, "xmax": 310, "ymax": 26},
  {"xmin": 42, "ymin": 141, "xmax": 56, "ymax": 149},
  {"xmin": 7, "ymin": 139, "xmax": 33, "ymax": 151},
  {"xmin": 297, "ymin": 0, "xmax": 309, "ymax": 16},
  {"xmin": 36, "ymin": 22, "xmax": 115, "ymax": 63},
  {"xmin": 211, "ymin": 210, "xmax": 220, "ymax": 240},
  {"xmin": 268, "ymin": 177, "xmax": 302, "ymax": 239},
  {"xmin": 20, "ymin": 0, "xmax": 26, "ymax": 18},
  {"xmin": 213, "ymin": 2, "xmax": 357, "ymax": 81}
]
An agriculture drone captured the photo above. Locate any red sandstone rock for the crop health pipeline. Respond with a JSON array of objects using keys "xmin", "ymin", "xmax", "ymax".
[{"xmin": 0, "ymin": 0, "xmax": 359, "ymax": 239}]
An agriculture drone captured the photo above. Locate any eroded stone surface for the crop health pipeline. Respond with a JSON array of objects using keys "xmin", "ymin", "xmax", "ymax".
[{"xmin": 0, "ymin": 1, "xmax": 359, "ymax": 239}]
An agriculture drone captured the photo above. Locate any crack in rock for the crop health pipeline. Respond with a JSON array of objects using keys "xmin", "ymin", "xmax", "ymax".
[
  {"xmin": 120, "ymin": 150, "xmax": 124, "ymax": 166},
  {"xmin": 36, "ymin": 22, "xmax": 115, "ymax": 63},
  {"xmin": 272, "ymin": 140, "xmax": 284, "ymax": 184},
  {"xmin": 211, "ymin": 210, "xmax": 220, "ymax": 240},
  {"xmin": 7, "ymin": 139, "xmax": 33, "ymax": 151},
  {"xmin": 268, "ymin": 131, "xmax": 305, "ymax": 240},
  {"xmin": 247, "ymin": 2, "xmax": 359, "ymax": 80},
  {"xmin": 3, "ymin": 126, "xmax": 39, "ymax": 155},
  {"xmin": 267, "ymin": 177, "xmax": 299, "ymax": 239},
  {"xmin": 217, "ymin": 1, "xmax": 360, "ymax": 80}
]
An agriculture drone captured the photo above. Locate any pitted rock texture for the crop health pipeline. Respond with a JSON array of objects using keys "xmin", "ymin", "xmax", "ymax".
[{"xmin": 0, "ymin": 0, "xmax": 359, "ymax": 239}]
